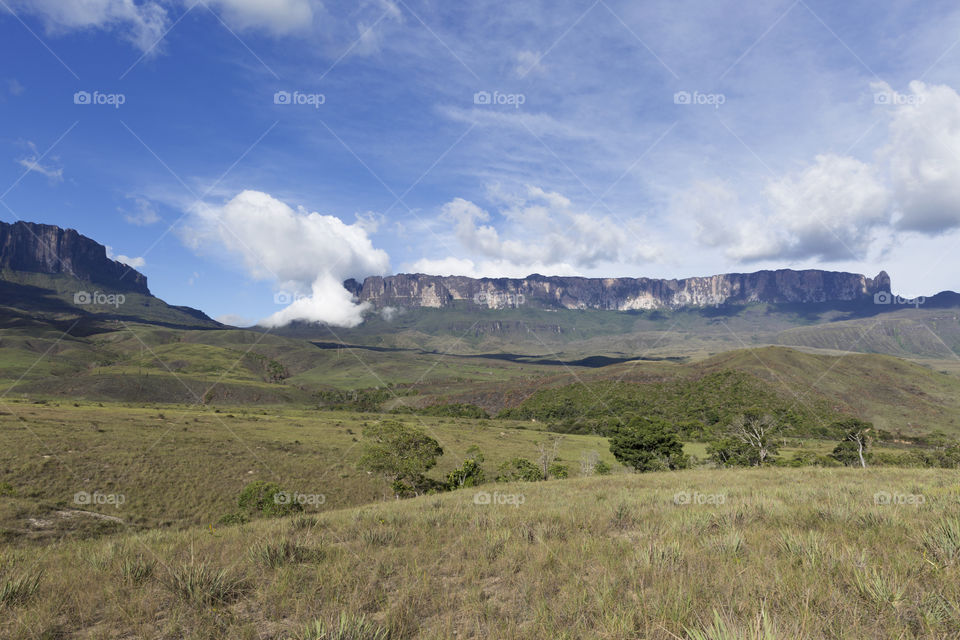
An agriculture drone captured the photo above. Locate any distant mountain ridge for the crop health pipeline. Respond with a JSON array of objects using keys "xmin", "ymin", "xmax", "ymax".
[
  {"xmin": 0, "ymin": 220, "xmax": 149, "ymax": 294},
  {"xmin": 344, "ymin": 269, "xmax": 899, "ymax": 311}
]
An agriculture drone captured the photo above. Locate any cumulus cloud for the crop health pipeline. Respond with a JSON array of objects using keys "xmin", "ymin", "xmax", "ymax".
[
  {"xmin": 408, "ymin": 186, "xmax": 660, "ymax": 277},
  {"xmin": 877, "ymin": 80, "xmax": 960, "ymax": 233},
  {"xmin": 180, "ymin": 190, "xmax": 389, "ymax": 328},
  {"xmin": 756, "ymin": 154, "xmax": 890, "ymax": 260},
  {"xmin": 106, "ymin": 246, "xmax": 146, "ymax": 268},
  {"xmin": 682, "ymin": 155, "xmax": 890, "ymax": 262},
  {"xmin": 7, "ymin": 0, "xmax": 169, "ymax": 54},
  {"xmin": 682, "ymin": 81, "xmax": 960, "ymax": 262}
]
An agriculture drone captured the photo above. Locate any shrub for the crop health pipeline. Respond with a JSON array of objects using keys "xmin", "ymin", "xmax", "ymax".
[
  {"xmin": 594, "ymin": 460, "xmax": 611, "ymax": 475},
  {"xmin": 495, "ymin": 457, "xmax": 543, "ymax": 482},
  {"xmin": 218, "ymin": 511, "xmax": 249, "ymax": 526},
  {"xmin": 547, "ymin": 463, "xmax": 569, "ymax": 479},
  {"xmin": 236, "ymin": 481, "xmax": 302, "ymax": 519}
]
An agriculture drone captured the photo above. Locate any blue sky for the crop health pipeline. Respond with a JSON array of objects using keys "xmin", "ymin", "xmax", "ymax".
[{"xmin": 3, "ymin": 0, "xmax": 960, "ymax": 326}]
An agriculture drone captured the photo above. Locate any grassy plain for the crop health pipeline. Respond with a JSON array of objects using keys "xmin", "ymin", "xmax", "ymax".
[{"xmin": 2, "ymin": 467, "xmax": 959, "ymax": 639}]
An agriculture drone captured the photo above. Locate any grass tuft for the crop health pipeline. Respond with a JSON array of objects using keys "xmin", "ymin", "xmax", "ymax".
[
  {"xmin": 921, "ymin": 518, "xmax": 960, "ymax": 567},
  {"xmin": 297, "ymin": 612, "xmax": 390, "ymax": 640},
  {"xmin": 164, "ymin": 560, "xmax": 246, "ymax": 606},
  {"xmin": 0, "ymin": 570, "xmax": 43, "ymax": 607}
]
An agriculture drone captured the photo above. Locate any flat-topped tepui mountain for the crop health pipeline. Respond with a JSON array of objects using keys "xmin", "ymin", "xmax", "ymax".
[
  {"xmin": 0, "ymin": 220, "xmax": 218, "ymax": 329},
  {"xmin": 0, "ymin": 220, "xmax": 149, "ymax": 294},
  {"xmin": 345, "ymin": 269, "xmax": 902, "ymax": 310}
]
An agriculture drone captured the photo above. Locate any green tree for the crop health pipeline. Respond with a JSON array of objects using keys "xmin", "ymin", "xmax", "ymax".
[
  {"xmin": 358, "ymin": 421, "xmax": 444, "ymax": 496},
  {"xmin": 609, "ymin": 417, "xmax": 687, "ymax": 472},
  {"xmin": 446, "ymin": 449, "xmax": 486, "ymax": 489},
  {"xmin": 830, "ymin": 417, "xmax": 872, "ymax": 467},
  {"xmin": 708, "ymin": 410, "xmax": 781, "ymax": 467}
]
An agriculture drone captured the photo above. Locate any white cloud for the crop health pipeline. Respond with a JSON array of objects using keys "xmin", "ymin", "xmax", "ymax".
[
  {"xmin": 752, "ymin": 154, "xmax": 890, "ymax": 261},
  {"xmin": 877, "ymin": 80, "xmax": 960, "ymax": 234},
  {"xmin": 8, "ymin": 0, "xmax": 169, "ymax": 54},
  {"xmin": 16, "ymin": 142, "xmax": 62, "ymax": 182},
  {"xmin": 180, "ymin": 190, "xmax": 390, "ymax": 327},
  {"xmin": 408, "ymin": 256, "xmax": 583, "ymax": 278},
  {"xmin": 515, "ymin": 50, "xmax": 545, "ymax": 76},
  {"xmin": 682, "ymin": 155, "xmax": 890, "ymax": 262},
  {"xmin": 412, "ymin": 185, "xmax": 660, "ymax": 277},
  {"xmin": 354, "ymin": 210, "xmax": 385, "ymax": 233},
  {"xmin": 204, "ymin": 0, "xmax": 316, "ymax": 35},
  {"xmin": 122, "ymin": 197, "xmax": 161, "ymax": 226},
  {"xmin": 106, "ymin": 246, "xmax": 146, "ymax": 268},
  {"xmin": 681, "ymin": 81, "xmax": 960, "ymax": 262}
]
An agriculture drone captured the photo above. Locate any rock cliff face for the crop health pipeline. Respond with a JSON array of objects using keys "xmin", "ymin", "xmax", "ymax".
[
  {"xmin": 346, "ymin": 270, "xmax": 891, "ymax": 310},
  {"xmin": 0, "ymin": 221, "xmax": 149, "ymax": 294}
]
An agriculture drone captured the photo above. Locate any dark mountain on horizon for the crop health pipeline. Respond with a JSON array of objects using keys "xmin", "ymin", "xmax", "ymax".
[
  {"xmin": 343, "ymin": 269, "xmax": 914, "ymax": 311},
  {"xmin": 0, "ymin": 220, "xmax": 219, "ymax": 330}
]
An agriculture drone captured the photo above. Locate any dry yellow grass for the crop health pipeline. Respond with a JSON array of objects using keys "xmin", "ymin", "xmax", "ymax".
[{"xmin": 2, "ymin": 466, "xmax": 959, "ymax": 639}]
